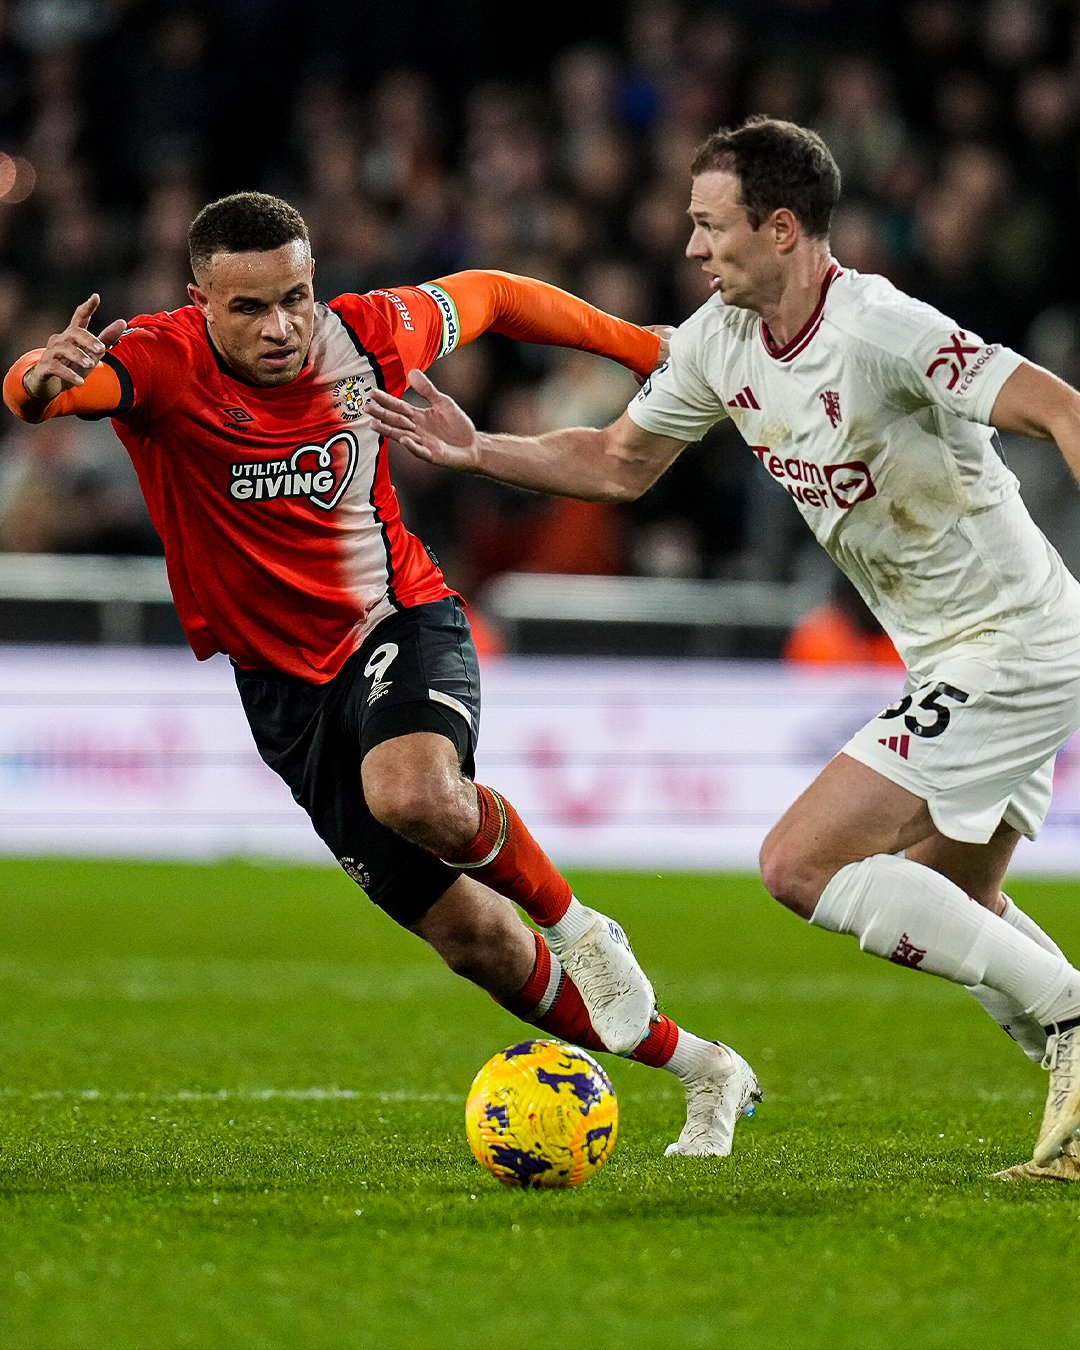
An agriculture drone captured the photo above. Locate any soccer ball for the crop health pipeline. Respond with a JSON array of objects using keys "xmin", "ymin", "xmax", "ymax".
[{"xmin": 465, "ymin": 1039, "xmax": 619, "ymax": 1188}]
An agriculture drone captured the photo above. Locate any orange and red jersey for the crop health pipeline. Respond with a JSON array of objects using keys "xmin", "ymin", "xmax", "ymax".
[{"xmin": 4, "ymin": 272, "xmax": 660, "ymax": 681}]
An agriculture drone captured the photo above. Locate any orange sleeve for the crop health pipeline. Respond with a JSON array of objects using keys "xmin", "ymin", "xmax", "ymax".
[
  {"xmin": 432, "ymin": 270, "xmax": 662, "ymax": 378},
  {"xmin": 3, "ymin": 349, "xmax": 123, "ymax": 424}
]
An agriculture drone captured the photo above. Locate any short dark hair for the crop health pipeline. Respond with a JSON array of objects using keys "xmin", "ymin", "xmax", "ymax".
[
  {"xmin": 188, "ymin": 191, "xmax": 309, "ymax": 273},
  {"xmin": 690, "ymin": 116, "xmax": 841, "ymax": 239}
]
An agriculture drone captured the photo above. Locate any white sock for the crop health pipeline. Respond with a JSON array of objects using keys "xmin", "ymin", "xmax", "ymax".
[
  {"xmin": 664, "ymin": 1028, "xmax": 725, "ymax": 1082},
  {"xmin": 966, "ymin": 894, "xmax": 1066, "ymax": 1062},
  {"xmin": 811, "ymin": 855, "xmax": 1080, "ymax": 1026},
  {"xmin": 539, "ymin": 894, "xmax": 594, "ymax": 949}
]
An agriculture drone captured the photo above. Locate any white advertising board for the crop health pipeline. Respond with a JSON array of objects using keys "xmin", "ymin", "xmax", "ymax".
[{"xmin": 0, "ymin": 646, "xmax": 1078, "ymax": 874}]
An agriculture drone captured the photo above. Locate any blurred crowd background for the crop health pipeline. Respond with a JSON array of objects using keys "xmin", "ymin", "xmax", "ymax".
[{"xmin": 3, "ymin": 0, "xmax": 1080, "ymax": 656}]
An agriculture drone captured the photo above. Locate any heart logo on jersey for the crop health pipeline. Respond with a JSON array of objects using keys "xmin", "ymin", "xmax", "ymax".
[
  {"xmin": 825, "ymin": 459, "xmax": 876, "ymax": 509},
  {"xmin": 290, "ymin": 432, "xmax": 358, "ymax": 510}
]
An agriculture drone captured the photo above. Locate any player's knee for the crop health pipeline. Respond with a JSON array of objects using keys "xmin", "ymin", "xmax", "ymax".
[
  {"xmin": 364, "ymin": 755, "xmax": 475, "ymax": 850},
  {"xmin": 366, "ymin": 774, "xmax": 433, "ymax": 834},
  {"xmin": 366, "ymin": 771, "xmax": 458, "ymax": 843},
  {"xmin": 758, "ymin": 831, "xmax": 821, "ymax": 919}
]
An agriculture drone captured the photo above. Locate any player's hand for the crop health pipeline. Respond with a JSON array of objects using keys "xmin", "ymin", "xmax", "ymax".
[
  {"xmin": 23, "ymin": 294, "xmax": 128, "ymax": 402},
  {"xmin": 366, "ymin": 369, "xmax": 481, "ymax": 472},
  {"xmin": 644, "ymin": 323, "xmax": 674, "ymax": 371}
]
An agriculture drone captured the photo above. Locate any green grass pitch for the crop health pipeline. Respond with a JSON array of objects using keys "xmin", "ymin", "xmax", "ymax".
[{"xmin": 2, "ymin": 857, "xmax": 1079, "ymax": 1350}]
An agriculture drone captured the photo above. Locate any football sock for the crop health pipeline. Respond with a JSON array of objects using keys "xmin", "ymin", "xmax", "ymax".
[
  {"xmin": 965, "ymin": 894, "xmax": 1065, "ymax": 1062},
  {"xmin": 810, "ymin": 854, "xmax": 1080, "ymax": 1027},
  {"xmin": 496, "ymin": 929, "xmax": 605, "ymax": 1052},
  {"xmin": 633, "ymin": 1015, "xmax": 724, "ymax": 1082},
  {"xmin": 437, "ymin": 783, "xmax": 574, "ymax": 926},
  {"xmin": 501, "ymin": 930, "xmax": 708, "ymax": 1075}
]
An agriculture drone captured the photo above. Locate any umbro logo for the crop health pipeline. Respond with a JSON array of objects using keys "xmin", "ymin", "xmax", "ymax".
[
  {"xmin": 223, "ymin": 406, "xmax": 254, "ymax": 430},
  {"xmin": 366, "ymin": 677, "xmax": 392, "ymax": 706},
  {"xmin": 726, "ymin": 385, "xmax": 760, "ymax": 410},
  {"xmin": 878, "ymin": 733, "xmax": 910, "ymax": 759}
]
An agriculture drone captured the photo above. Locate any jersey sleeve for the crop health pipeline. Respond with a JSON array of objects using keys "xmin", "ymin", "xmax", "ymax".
[
  {"xmin": 3, "ymin": 349, "xmax": 124, "ymax": 423},
  {"xmin": 101, "ymin": 319, "xmax": 189, "ymax": 423},
  {"xmin": 626, "ymin": 312, "xmax": 730, "ymax": 443},
  {"xmin": 419, "ymin": 270, "xmax": 662, "ymax": 377},
  {"xmin": 3, "ymin": 315, "xmax": 186, "ymax": 426},
  {"xmin": 853, "ymin": 291, "xmax": 1024, "ymax": 425}
]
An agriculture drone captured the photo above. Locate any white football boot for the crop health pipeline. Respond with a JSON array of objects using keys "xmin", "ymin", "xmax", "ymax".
[
  {"xmin": 993, "ymin": 1138, "xmax": 1080, "ymax": 1183},
  {"xmin": 547, "ymin": 908, "xmax": 655, "ymax": 1055},
  {"xmin": 664, "ymin": 1042, "xmax": 762, "ymax": 1158},
  {"xmin": 1033, "ymin": 1021, "xmax": 1080, "ymax": 1168}
]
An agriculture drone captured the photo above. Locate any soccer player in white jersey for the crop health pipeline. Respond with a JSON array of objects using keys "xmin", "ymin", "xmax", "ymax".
[{"xmin": 368, "ymin": 114, "xmax": 1080, "ymax": 1182}]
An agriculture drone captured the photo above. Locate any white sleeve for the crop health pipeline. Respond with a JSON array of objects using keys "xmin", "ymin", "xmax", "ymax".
[
  {"xmin": 860, "ymin": 292, "xmax": 1024, "ymax": 424},
  {"xmin": 626, "ymin": 319, "xmax": 729, "ymax": 443}
]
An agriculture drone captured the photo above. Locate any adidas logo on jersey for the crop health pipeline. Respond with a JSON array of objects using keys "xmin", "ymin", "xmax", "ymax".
[
  {"xmin": 726, "ymin": 385, "xmax": 760, "ymax": 410},
  {"xmin": 878, "ymin": 733, "xmax": 910, "ymax": 759}
]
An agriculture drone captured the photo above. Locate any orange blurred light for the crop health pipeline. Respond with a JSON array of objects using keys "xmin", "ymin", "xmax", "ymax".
[{"xmin": 0, "ymin": 154, "xmax": 36, "ymax": 204}]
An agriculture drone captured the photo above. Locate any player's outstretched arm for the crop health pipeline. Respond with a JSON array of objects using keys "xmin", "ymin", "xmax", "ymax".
[
  {"xmin": 368, "ymin": 369, "xmax": 688, "ymax": 502},
  {"xmin": 432, "ymin": 270, "xmax": 666, "ymax": 380},
  {"xmin": 4, "ymin": 294, "xmax": 127, "ymax": 422}
]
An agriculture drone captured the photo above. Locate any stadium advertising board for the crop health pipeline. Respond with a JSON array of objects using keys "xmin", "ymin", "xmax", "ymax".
[{"xmin": 0, "ymin": 647, "xmax": 1077, "ymax": 873}]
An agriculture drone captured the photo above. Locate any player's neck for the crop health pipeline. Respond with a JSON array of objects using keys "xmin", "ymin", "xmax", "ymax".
[{"xmin": 759, "ymin": 249, "xmax": 834, "ymax": 351}]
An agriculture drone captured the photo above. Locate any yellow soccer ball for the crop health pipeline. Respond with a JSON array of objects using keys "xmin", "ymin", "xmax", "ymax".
[{"xmin": 465, "ymin": 1039, "xmax": 618, "ymax": 1188}]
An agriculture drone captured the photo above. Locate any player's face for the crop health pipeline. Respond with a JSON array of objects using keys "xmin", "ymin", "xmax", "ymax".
[
  {"xmin": 686, "ymin": 170, "xmax": 780, "ymax": 312},
  {"xmin": 188, "ymin": 240, "xmax": 315, "ymax": 386}
]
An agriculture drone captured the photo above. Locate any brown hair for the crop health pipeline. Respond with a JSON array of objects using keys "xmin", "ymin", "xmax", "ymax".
[{"xmin": 690, "ymin": 116, "xmax": 841, "ymax": 239}]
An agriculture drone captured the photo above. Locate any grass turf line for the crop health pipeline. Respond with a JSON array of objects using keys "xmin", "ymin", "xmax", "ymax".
[{"xmin": 1, "ymin": 857, "xmax": 1079, "ymax": 1350}]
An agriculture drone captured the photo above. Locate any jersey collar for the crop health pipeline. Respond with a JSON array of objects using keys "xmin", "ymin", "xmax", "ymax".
[{"xmin": 760, "ymin": 260, "xmax": 843, "ymax": 363}]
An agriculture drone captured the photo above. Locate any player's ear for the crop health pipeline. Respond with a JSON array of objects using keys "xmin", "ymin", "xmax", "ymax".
[
  {"xmin": 772, "ymin": 207, "xmax": 799, "ymax": 254},
  {"xmin": 188, "ymin": 282, "xmax": 211, "ymax": 317}
]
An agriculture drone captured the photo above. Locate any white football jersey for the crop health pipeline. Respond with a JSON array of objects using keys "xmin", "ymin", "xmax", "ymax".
[{"xmin": 629, "ymin": 263, "xmax": 1080, "ymax": 670}]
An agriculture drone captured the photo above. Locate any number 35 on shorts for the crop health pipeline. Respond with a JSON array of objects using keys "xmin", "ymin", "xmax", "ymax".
[{"xmin": 878, "ymin": 681, "xmax": 970, "ymax": 739}]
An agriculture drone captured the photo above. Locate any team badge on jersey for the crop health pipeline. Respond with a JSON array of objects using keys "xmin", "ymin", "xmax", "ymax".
[
  {"xmin": 332, "ymin": 372, "xmax": 375, "ymax": 423},
  {"xmin": 819, "ymin": 389, "xmax": 842, "ymax": 427}
]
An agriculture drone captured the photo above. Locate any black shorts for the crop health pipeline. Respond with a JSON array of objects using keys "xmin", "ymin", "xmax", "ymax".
[{"xmin": 234, "ymin": 597, "xmax": 481, "ymax": 927}]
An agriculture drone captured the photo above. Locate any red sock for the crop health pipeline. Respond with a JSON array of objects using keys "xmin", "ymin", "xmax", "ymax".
[
  {"xmin": 629, "ymin": 1013, "xmax": 679, "ymax": 1067},
  {"xmin": 498, "ymin": 931, "xmax": 605, "ymax": 1051},
  {"xmin": 438, "ymin": 783, "xmax": 572, "ymax": 926},
  {"xmin": 500, "ymin": 932, "xmax": 679, "ymax": 1067}
]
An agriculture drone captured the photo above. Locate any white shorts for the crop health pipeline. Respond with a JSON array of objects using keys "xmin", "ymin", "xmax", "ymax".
[{"xmin": 842, "ymin": 630, "xmax": 1080, "ymax": 843}]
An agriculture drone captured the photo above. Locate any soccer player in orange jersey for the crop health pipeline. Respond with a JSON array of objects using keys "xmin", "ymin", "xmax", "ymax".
[{"xmin": 4, "ymin": 192, "xmax": 761, "ymax": 1158}]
